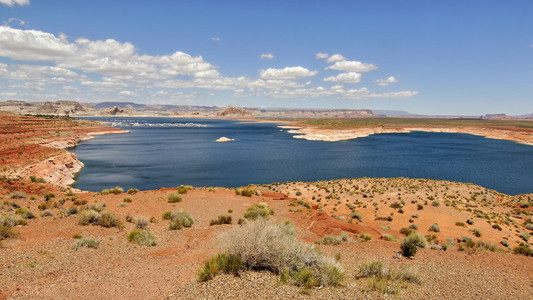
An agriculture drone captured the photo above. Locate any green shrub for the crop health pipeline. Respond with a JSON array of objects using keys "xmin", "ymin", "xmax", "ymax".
[
  {"xmin": 73, "ymin": 199, "xmax": 88, "ymax": 206},
  {"xmin": 167, "ymin": 193, "xmax": 182, "ymax": 203},
  {"xmin": 127, "ymin": 188, "xmax": 139, "ymax": 195},
  {"xmin": 519, "ymin": 232, "xmax": 530, "ymax": 242},
  {"xmin": 72, "ymin": 237, "xmax": 100, "ymax": 249},
  {"xmin": 98, "ymin": 211, "xmax": 123, "ymax": 228},
  {"xmin": 358, "ymin": 233, "xmax": 373, "ymax": 241},
  {"xmin": 316, "ymin": 233, "xmax": 348, "ymax": 245},
  {"xmin": 161, "ymin": 211, "xmax": 172, "ymax": 220},
  {"xmin": 455, "ymin": 222, "xmax": 466, "ymax": 227},
  {"xmin": 123, "ymin": 197, "xmax": 132, "ymax": 203},
  {"xmin": 409, "ymin": 224, "xmax": 418, "ymax": 230},
  {"xmin": 198, "ymin": 253, "xmax": 243, "ymax": 282},
  {"xmin": 110, "ymin": 187, "xmax": 123, "ymax": 194},
  {"xmin": 428, "ymin": 223, "xmax": 440, "ymax": 232},
  {"xmin": 513, "ymin": 244, "xmax": 533, "ymax": 256},
  {"xmin": 210, "ymin": 215, "xmax": 232, "ymax": 226},
  {"xmin": 466, "ymin": 218, "xmax": 474, "ymax": 225},
  {"xmin": 401, "ymin": 232, "xmax": 427, "ymax": 257},
  {"xmin": 243, "ymin": 202, "xmax": 273, "ymax": 220},
  {"xmin": 383, "ymin": 234, "xmax": 397, "ymax": 242},
  {"xmin": 492, "ymin": 224, "xmax": 502, "ymax": 231},
  {"xmin": 40, "ymin": 210, "xmax": 54, "ymax": 217},
  {"xmin": 168, "ymin": 210, "xmax": 194, "ymax": 230},
  {"xmin": 128, "ymin": 229, "xmax": 156, "ymax": 246},
  {"xmin": 66, "ymin": 206, "xmax": 78, "ymax": 215},
  {"xmin": 431, "ymin": 201, "xmax": 440, "ymax": 207},
  {"xmin": 400, "ymin": 227, "xmax": 413, "ymax": 236},
  {"xmin": 349, "ymin": 211, "xmax": 363, "ymax": 221},
  {"xmin": 78, "ymin": 210, "xmax": 100, "ymax": 225},
  {"xmin": 177, "ymin": 185, "xmax": 192, "ymax": 194},
  {"xmin": 417, "ymin": 204, "xmax": 423, "ymax": 210},
  {"xmin": 0, "ymin": 224, "xmax": 16, "ymax": 240},
  {"xmin": 236, "ymin": 187, "xmax": 259, "ymax": 197},
  {"xmin": 500, "ymin": 240, "xmax": 509, "ymax": 247},
  {"xmin": 471, "ymin": 228, "xmax": 481, "ymax": 237},
  {"xmin": 30, "ymin": 176, "xmax": 46, "ymax": 183}
]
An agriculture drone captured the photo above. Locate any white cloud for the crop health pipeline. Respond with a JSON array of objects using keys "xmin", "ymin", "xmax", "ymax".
[
  {"xmin": 323, "ymin": 72, "xmax": 362, "ymax": 83},
  {"xmin": 211, "ymin": 37, "xmax": 221, "ymax": 41},
  {"xmin": 315, "ymin": 52, "xmax": 328, "ymax": 59},
  {"xmin": 375, "ymin": 76, "xmax": 399, "ymax": 87},
  {"xmin": 326, "ymin": 54, "xmax": 345, "ymax": 63},
  {"xmin": 119, "ymin": 90, "xmax": 136, "ymax": 96},
  {"xmin": 327, "ymin": 60, "xmax": 378, "ymax": 72},
  {"xmin": 0, "ymin": 27, "xmax": 76, "ymax": 61},
  {"xmin": 0, "ymin": 0, "xmax": 29, "ymax": 7},
  {"xmin": 3, "ymin": 18, "xmax": 25, "ymax": 26},
  {"xmin": 260, "ymin": 53, "xmax": 274, "ymax": 60},
  {"xmin": 259, "ymin": 66, "xmax": 317, "ymax": 80}
]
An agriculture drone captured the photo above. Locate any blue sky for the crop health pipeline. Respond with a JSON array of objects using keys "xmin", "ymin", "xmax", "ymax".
[{"xmin": 0, "ymin": 0, "xmax": 531, "ymax": 115}]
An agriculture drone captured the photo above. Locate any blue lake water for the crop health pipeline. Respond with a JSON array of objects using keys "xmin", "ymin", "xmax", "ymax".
[{"xmin": 71, "ymin": 117, "xmax": 533, "ymax": 195}]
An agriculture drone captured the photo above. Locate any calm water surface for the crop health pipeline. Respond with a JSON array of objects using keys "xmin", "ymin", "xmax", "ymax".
[{"xmin": 71, "ymin": 117, "xmax": 533, "ymax": 195}]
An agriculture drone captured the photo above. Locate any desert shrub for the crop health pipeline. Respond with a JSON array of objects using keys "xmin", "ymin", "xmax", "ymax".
[
  {"xmin": 73, "ymin": 199, "xmax": 88, "ymax": 206},
  {"xmin": 466, "ymin": 218, "xmax": 474, "ymax": 225},
  {"xmin": 10, "ymin": 192, "xmax": 27, "ymax": 199},
  {"xmin": 40, "ymin": 210, "xmax": 54, "ymax": 217},
  {"xmin": 217, "ymin": 219, "xmax": 344, "ymax": 287},
  {"xmin": 428, "ymin": 223, "xmax": 440, "ymax": 232},
  {"xmin": 110, "ymin": 187, "xmax": 123, "ymax": 195},
  {"xmin": 358, "ymin": 261, "xmax": 422, "ymax": 294},
  {"xmin": 519, "ymin": 232, "xmax": 530, "ymax": 242},
  {"xmin": 15, "ymin": 208, "xmax": 35, "ymax": 219},
  {"xmin": 97, "ymin": 211, "xmax": 123, "ymax": 228},
  {"xmin": 210, "ymin": 215, "xmax": 232, "ymax": 226},
  {"xmin": 236, "ymin": 187, "xmax": 259, "ymax": 197},
  {"xmin": 162, "ymin": 211, "xmax": 172, "ymax": 220},
  {"xmin": 0, "ymin": 224, "xmax": 16, "ymax": 240},
  {"xmin": 289, "ymin": 200, "xmax": 312, "ymax": 209},
  {"xmin": 409, "ymin": 224, "xmax": 418, "ymax": 230},
  {"xmin": 30, "ymin": 176, "xmax": 46, "ymax": 183},
  {"xmin": 399, "ymin": 227, "xmax": 413, "ymax": 236},
  {"xmin": 455, "ymin": 222, "xmax": 466, "ymax": 227},
  {"xmin": 134, "ymin": 217, "xmax": 149, "ymax": 229},
  {"xmin": 471, "ymin": 228, "xmax": 482, "ymax": 237},
  {"xmin": 77, "ymin": 210, "xmax": 99, "ymax": 224},
  {"xmin": 72, "ymin": 237, "xmax": 100, "ymax": 250},
  {"xmin": 0, "ymin": 214, "xmax": 26, "ymax": 227},
  {"xmin": 500, "ymin": 240, "xmax": 509, "ymax": 247},
  {"xmin": 90, "ymin": 202, "xmax": 106, "ymax": 212},
  {"xmin": 243, "ymin": 202, "xmax": 273, "ymax": 220},
  {"xmin": 66, "ymin": 206, "xmax": 78, "ymax": 215},
  {"xmin": 198, "ymin": 253, "xmax": 243, "ymax": 282},
  {"xmin": 127, "ymin": 188, "xmax": 139, "ymax": 195},
  {"xmin": 411, "ymin": 213, "xmax": 419, "ymax": 218},
  {"xmin": 177, "ymin": 185, "xmax": 192, "ymax": 194},
  {"xmin": 417, "ymin": 204, "xmax": 423, "ymax": 210},
  {"xmin": 383, "ymin": 234, "xmax": 397, "ymax": 242},
  {"xmin": 389, "ymin": 202, "xmax": 402, "ymax": 209},
  {"xmin": 513, "ymin": 243, "xmax": 533, "ymax": 256},
  {"xmin": 128, "ymin": 229, "xmax": 156, "ymax": 246},
  {"xmin": 431, "ymin": 201, "xmax": 440, "ymax": 207},
  {"xmin": 349, "ymin": 211, "xmax": 363, "ymax": 221},
  {"xmin": 400, "ymin": 232, "xmax": 427, "ymax": 258},
  {"xmin": 492, "ymin": 224, "xmax": 502, "ymax": 231},
  {"xmin": 168, "ymin": 210, "xmax": 194, "ymax": 230},
  {"xmin": 123, "ymin": 197, "xmax": 132, "ymax": 203},
  {"xmin": 358, "ymin": 233, "xmax": 373, "ymax": 241},
  {"xmin": 167, "ymin": 193, "xmax": 182, "ymax": 203},
  {"xmin": 100, "ymin": 189, "xmax": 110, "ymax": 195},
  {"xmin": 316, "ymin": 233, "xmax": 348, "ymax": 245}
]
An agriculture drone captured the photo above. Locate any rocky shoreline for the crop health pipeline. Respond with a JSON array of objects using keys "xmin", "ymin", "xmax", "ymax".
[{"xmin": 280, "ymin": 125, "xmax": 533, "ymax": 145}]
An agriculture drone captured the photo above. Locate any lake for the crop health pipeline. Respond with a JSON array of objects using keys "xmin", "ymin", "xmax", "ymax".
[{"xmin": 71, "ymin": 117, "xmax": 533, "ymax": 195}]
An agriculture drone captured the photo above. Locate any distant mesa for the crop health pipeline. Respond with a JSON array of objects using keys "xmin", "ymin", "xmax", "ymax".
[
  {"xmin": 215, "ymin": 137, "xmax": 235, "ymax": 142},
  {"xmin": 217, "ymin": 105, "xmax": 253, "ymax": 117},
  {"xmin": 99, "ymin": 105, "xmax": 134, "ymax": 116}
]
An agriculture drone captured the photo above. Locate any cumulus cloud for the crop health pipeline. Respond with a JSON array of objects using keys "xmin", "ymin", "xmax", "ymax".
[
  {"xmin": 0, "ymin": 26, "xmax": 418, "ymax": 103},
  {"xmin": 326, "ymin": 54, "xmax": 345, "ymax": 63},
  {"xmin": 0, "ymin": 0, "xmax": 29, "ymax": 7},
  {"xmin": 259, "ymin": 66, "xmax": 317, "ymax": 80},
  {"xmin": 323, "ymin": 72, "xmax": 362, "ymax": 83},
  {"xmin": 211, "ymin": 37, "xmax": 221, "ymax": 41},
  {"xmin": 375, "ymin": 76, "xmax": 399, "ymax": 87},
  {"xmin": 326, "ymin": 60, "xmax": 378, "ymax": 72},
  {"xmin": 260, "ymin": 53, "xmax": 274, "ymax": 59}
]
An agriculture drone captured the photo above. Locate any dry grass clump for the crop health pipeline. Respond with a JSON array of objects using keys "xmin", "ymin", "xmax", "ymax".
[
  {"xmin": 204, "ymin": 219, "xmax": 344, "ymax": 288},
  {"xmin": 128, "ymin": 229, "xmax": 157, "ymax": 246},
  {"xmin": 316, "ymin": 233, "xmax": 349, "ymax": 245},
  {"xmin": 168, "ymin": 210, "xmax": 194, "ymax": 230},
  {"xmin": 358, "ymin": 261, "xmax": 422, "ymax": 295},
  {"xmin": 77, "ymin": 210, "xmax": 123, "ymax": 228},
  {"xmin": 72, "ymin": 237, "xmax": 101, "ymax": 249},
  {"xmin": 198, "ymin": 253, "xmax": 242, "ymax": 282},
  {"xmin": 177, "ymin": 185, "xmax": 193, "ymax": 194},
  {"xmin": 243, "ymin": 202, "xmax": 274, "ymax": 220},
  {"xmin": 134, "ymin": 217, "xmax": 149, "ymax": 229},
  {"xmin": 210, "ymin": 215, "xmax": 232, "ymax": 226},
  {"xmin": 127, "ymin": 188, "xmax": 139, "ymax": 195},
  {"xmin": 235, "ymin": 187, "xmax": 261, "ymax": 197},
  {"xmin": 167, "ymin": 193, "xmax": 182, "ymax": 203}
]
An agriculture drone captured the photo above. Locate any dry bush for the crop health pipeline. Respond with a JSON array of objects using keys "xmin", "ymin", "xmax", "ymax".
[{"xmin": 243, "ymin": 202, "xmax": 274, "ymax": 220}]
